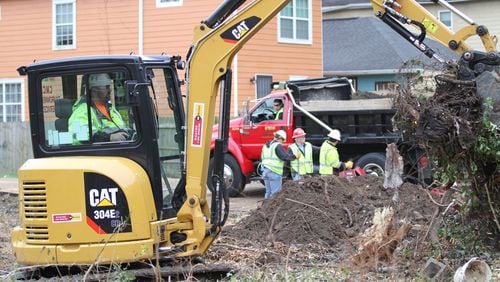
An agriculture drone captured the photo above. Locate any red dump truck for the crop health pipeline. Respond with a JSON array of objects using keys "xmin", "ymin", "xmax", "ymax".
[{"xmin": 209, "ymin": 77, "xmax": 428, "ymax": 196}]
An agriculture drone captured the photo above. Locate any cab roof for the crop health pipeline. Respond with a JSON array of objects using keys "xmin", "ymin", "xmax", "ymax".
[{"xmin": 18, "ymin": 54, "xmax": 178, "ymax": 75}]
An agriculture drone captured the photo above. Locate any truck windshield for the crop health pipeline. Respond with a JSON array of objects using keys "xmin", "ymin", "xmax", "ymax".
[{"xmin": 41, "ymin": 70, "xmax": 139, "ymax": 148}]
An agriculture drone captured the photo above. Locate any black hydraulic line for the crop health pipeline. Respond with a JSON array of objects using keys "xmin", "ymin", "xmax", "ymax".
[
  {"xmin": 203, "ymin": 0, "xmax": 246, "ymax": 29},
  {"xmin": 210, "ymin": 139, "xmax": 224, "ymax": 234},
  {"xmin": 380, "ymin": 12, "xmax": 439, "ymax": 60},
  {"xmin": 209, "ymin": 70, "xmax": 232, "ymax": 234},
  {"xmin": 220, "ymin": 70, "xmax": 232, "ymax": 226}
]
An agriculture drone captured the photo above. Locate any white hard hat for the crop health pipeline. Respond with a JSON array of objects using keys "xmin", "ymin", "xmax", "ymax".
[
  {"xmin": 274, "ymin": 130, "xmax": 287, "ymax": 140},
  {"xmin": 89, "ymin": 73, "xmax": 112, "ymax": 88},
  {"xmin": 328, "ymin": 129, "xmax": 341, "ymax": 141}
]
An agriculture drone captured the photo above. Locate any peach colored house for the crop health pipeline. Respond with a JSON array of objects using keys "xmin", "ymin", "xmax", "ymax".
[{"xmin": 0, "ymin": 0, "xmax": 323, "ymax": 121}]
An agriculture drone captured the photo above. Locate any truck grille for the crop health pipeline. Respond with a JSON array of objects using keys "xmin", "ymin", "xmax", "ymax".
[
  {"xmin": 22, "ymin": 181, "xmax": 49, "ymax": 241},
  {"xmin": 22, "ymin": 181, "xmax": 48, "ymax": 219}
]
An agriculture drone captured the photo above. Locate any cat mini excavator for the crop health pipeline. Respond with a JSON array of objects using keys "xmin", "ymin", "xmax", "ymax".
[
  {"xmin": 12, "ymin": 0, "xmax": 499, "ymax": 271},
  {"xmin": 11, "ymin": 0, "xmax": 292, "ymax": 268}
]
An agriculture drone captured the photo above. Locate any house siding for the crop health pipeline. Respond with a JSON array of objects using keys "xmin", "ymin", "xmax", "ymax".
[
  {"xmin": 0, "ymin": 0, "xmax": 323, "ymax": 119},
  {"xmin": 238, "ymin": 0, "xmax": 323, "ymax": 103}
]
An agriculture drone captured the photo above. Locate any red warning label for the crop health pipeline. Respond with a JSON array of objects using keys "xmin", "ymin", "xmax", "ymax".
[
  {"xmin": 52, "ymin": 213, "xmax": 82, "ymax": 223},
  {"xmin": 191, "ymin": 103, "xmax": 204, "ymax": 147}
]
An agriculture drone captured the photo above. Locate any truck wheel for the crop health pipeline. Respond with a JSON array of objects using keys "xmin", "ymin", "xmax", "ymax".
[
  {"xmin": 356, "ymin": 153, "xmax": 386, "ymax": 177},
  {"xmin": 208, "ymin": 154, "xmax": 244, "ymax": 197}
]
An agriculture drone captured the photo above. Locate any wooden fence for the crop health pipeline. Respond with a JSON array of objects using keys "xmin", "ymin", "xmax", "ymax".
[
  {"xmin": 0, "ymin": 122, "xmax": 33, "ymax": 177},
  {"xmin": 0, "ymin": 121, "xmax": 179, "ymax": 177}
]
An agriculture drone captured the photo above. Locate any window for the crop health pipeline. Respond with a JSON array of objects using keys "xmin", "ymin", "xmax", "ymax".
[
  {"xmin": 278, "ymin": 0, "xmax": 312, "ymax": 44},
  {"xmin": 156, "ymin": 0, "xmax": 182, "ymax": 8},
  {"xmin": 438, "ymin": 10, "xmax": 452, "ymax": 29},
  {"xmin": 53, "ymin": 0, "xmax": 76, "ymax": 50},
  {"xmin": 249, "ymin": 98, "xmax": 283, "ymax": 123},
  {"xmin": 375, "ymin": 81, "xmax": 399, "ymax": 93},
  {"xmin": 146, "ymin": 68, "xmax": 184, "ymax": 210},
  {"xmin": 0, "ymin": 80, "xmax": 23, "ymax": 122},
  {"xmin": 41, "ymin": 70, "xmax": 139, "ymax": 147},
  {"xmin": 255, "ymin": 74, "xmax": 273, "ymax": 99}
]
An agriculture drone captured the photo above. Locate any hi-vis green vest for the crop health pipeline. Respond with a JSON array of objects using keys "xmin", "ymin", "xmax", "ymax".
[
  {"xmin": 274, "ymin": 107, "xmax": 284, "ymax": 120},
  {"xmin": 289, "ymin": 142, "xmax": 313, "ymax": 175},
  {"xmin": 261, "ymin": 141, "xmax": 284, "ymax": 175},
  {"xmin": 319, "ymin": 141, "xmax": 341, "ymax": 175},
  {"xmin": 68, "ymin": 101, "xmax": 125, "ymax": 139}
]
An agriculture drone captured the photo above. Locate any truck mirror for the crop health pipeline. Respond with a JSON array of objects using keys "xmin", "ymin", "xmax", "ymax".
[{"xmin": 241, "ymin": 100, "xmax": 251, "ymax": 124}]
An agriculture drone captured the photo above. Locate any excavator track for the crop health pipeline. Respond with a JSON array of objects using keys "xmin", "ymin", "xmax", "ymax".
[{"xmin": 12, "ymin": 260, "xmax": 234, "ymax": 281}]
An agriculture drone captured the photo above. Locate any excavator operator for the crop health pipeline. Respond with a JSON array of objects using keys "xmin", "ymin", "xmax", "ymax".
[{"xmin": 68, "ymin": 73, "xmax": 132, "ymax": 142}]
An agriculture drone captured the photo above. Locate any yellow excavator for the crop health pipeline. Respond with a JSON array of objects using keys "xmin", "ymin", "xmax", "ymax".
[{"xmin": 11, "ymin": 0, "xmax": 499, "ymax": 272}]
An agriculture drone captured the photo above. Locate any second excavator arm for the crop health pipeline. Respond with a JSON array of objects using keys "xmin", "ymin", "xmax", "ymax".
[{"xmin": 370, "ymin": 0, "xmax": 500, "ymax": 79}]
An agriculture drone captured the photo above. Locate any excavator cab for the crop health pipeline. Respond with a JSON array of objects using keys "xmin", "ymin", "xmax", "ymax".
[{"xmin": 13, "ymin": 55, "xmax": 189, "ymax": 264}]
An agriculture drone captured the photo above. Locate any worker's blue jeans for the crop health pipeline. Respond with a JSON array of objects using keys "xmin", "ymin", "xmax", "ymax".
[{"xmin": 262, "ymin": 167, "xmax": 282, "ymax": 199}]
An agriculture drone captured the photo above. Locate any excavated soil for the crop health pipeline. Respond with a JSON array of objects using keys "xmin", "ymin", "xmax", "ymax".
[{"xmin": 207, "ymin": 175, "xmax": 437, "ymax": 276}]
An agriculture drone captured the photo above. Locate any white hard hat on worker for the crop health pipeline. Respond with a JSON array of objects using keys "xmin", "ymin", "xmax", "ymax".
[
  {"xmin": 274, "ymin": 130, "xmax": 287, "ymax": 140},
  {"xmin": 89, "ymin": 73, "xmax": 112, "ymax": 88},
  {"xmin": 328, "ymin": 129, "xmax": 341, "ymax": 141}
]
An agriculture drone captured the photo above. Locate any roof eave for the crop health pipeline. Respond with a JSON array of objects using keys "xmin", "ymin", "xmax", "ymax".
[{"xmin": 324, "ymin": 68, "xmax": 421, "ymax": 76}]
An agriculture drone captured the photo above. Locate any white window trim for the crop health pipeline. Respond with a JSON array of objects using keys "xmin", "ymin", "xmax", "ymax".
[
  {"xmin": 156, "ymin": 0, "xmax": 183, "ymax": 8},
  {"xmin": 0, "ymin": 78, "xmax": 25, "ymax": 122},
  {"xmin": 277, "ymin": 0, "xmax": 312, "ymax": 45},
  {"xmin": 52, "ymin": 0, "xmax": 76, "ymax": 50},
  {"xmin": 438, "ymin": 10, "xmax": 453, "ymax": 30}
]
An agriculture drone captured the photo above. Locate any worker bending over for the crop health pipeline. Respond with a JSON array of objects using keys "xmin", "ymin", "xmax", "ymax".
[
  {"xmin": 319, "ymin": 130, "xmax": 353, "ymax": 175},
  {"xmin": 261, "ymin": 130, "xmax": 300, "ymax": 198}
]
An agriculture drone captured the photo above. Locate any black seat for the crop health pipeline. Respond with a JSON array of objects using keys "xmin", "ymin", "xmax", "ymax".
[{"xmin": 54, "ymin": 98, "xmax": 74, "ymax": 132}]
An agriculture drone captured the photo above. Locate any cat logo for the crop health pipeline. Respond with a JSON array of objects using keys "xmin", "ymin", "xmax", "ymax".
[
  {"xmin": 221, "ymin": 16, "xmax": 261, "ymax": 44},
  {"xmin": 89, "ymin": 188, "xmax": 118, "ymax": 207},
  {"xmin": 232, "ymin": 20, "xmax": 250, "ymax": 40}
]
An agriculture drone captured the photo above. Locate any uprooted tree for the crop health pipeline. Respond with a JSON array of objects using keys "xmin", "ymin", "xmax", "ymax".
[{"xmin": 394, "ymin": 60, "xmax": 500, "ymax": 240}]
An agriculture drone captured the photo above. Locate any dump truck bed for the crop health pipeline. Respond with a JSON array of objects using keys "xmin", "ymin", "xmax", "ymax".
[{"xmin": 300, "ymin": 98, "xmax": 393, "ymax": 112}]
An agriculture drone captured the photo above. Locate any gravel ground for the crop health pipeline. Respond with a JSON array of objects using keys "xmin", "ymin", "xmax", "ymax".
[
  {"xmin": 1, "ymin": 179, "xmax": 498, "ymax": 280},
  {"xmin": 0, "ymin": 193, "xmax": 18, "ymax": 275}
]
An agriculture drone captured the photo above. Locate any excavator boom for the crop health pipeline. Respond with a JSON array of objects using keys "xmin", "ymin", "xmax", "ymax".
[{"xmin": 178, "ymin": 0, "xmax": 293, "ymax": 256}]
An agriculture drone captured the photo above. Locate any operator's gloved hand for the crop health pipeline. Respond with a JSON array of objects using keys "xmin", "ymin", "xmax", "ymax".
[
  {"xmin": 110, "ymin": 132, "xmax": 129, "ymax": 142},
  {"xmin": 345, "ymin": 161, "xmax": 354, "ymax": 170}
]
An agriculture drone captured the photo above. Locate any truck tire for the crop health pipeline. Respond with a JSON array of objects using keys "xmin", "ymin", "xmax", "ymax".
[
  {"xmin": 208, "ymin": 154, "xmax": 245, "ymax": 197},
  {"xmin": 356, "ymin": 153, "xmax": 386, "ymax": 177}
]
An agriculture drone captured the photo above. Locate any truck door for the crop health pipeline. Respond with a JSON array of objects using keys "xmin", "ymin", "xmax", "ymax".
[{"xmin": 240, "ymin": 96, "xmax": 288, "ymax": 161}]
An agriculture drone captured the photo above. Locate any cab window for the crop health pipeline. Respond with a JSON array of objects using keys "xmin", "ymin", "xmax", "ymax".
[
  {"xmin": 41, "ymin": 70, "xmax": 138, "ymax": 148},
  {"xmin": 146, "ymin": 68, "xmax": 184, "ymax": 210},
  {"xmin": 249, "ymin": 97, "xmax": 284, "ymax": 123}
]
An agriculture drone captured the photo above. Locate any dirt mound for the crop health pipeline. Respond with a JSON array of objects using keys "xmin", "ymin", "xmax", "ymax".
[{"xmin": 222, "ymin": 176, "xmax": 434, "ymax": 262}]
